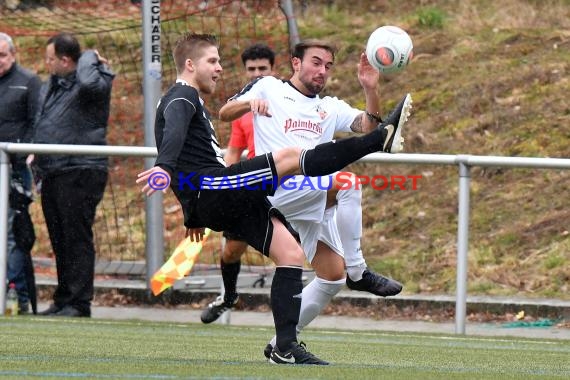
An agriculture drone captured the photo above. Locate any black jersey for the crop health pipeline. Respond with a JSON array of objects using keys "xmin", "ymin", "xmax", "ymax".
[{"xmin": 154, "ymin": 82, "xmax": 225, "ymax": 178}]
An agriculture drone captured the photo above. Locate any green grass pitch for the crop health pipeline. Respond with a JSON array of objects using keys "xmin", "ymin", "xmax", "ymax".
[{"xmin": 1, "ymin": 316, "xmax": 568, "ymax": 379}]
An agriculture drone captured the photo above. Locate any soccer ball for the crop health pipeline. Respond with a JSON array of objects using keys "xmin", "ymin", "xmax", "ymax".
[{"xmin": 366, "ymin": 25, "xmax": 413, "ymax": 74}]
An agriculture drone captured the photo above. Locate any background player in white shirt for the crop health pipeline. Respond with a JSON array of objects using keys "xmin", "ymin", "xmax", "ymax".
[{"xmin": 212, "ymin": 39, "xmax": 411, "ymax": 356}]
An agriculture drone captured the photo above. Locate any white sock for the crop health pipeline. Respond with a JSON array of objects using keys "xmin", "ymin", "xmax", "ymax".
[
  {"xmin": 346, "ymin": 264, "xmax": 367, "ymax": 282},
  {"xmin": 268, "ymin": 276, "xmax": 344, "ymax": 348},
  {"xmin": 297, "ymin": 277, "xmax": 344, "ymax": 332},
  {"xmin": 336, "ymin": 183, "xmax": 366, "ymax": 280}
]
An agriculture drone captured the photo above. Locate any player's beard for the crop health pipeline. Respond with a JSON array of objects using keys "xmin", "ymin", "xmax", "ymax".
[
  {"xmin": 197, "ymin": 76, "xmax": 216, "ymax": 95},
  {"xmin": 302, "ymin": 77, "xmax": 325, "ymax": 95}
]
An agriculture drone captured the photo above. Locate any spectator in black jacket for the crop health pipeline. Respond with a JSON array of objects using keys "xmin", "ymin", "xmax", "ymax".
[
  {"xmin": 0, "ymin": 32, "xmax": 41, "ymax": 313},
  {"xmin": 32, "ymin": 32, "xmax": 115, "ymax": 318}
]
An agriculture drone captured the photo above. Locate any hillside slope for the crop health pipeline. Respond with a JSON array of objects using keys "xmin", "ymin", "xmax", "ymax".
[
  {"xmin": 294, "ymin": 0, "xmax": 569, "ymax": 298},
  {"xmin": 3, "ymin": 0, "xmax": 567, "ymax": 300}
]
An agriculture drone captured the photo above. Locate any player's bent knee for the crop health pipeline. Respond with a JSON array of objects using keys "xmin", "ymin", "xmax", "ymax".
[
  {"xmin": 223, "ymin": 249, "xmax": 244, "ymax": 263},
  {"xmin": 312, "ymin": 260, "xmax": 345, "ymax": 282},
  {"xmin": 311, "ymin": 242, "xmax": 345, "ymax": 281},
  {"xmin": 271, "ymin": 246, "xmax": 304, "ymax": 267},
  {"xmin": 223, "ymin": 240, "xmax": 248, "ymax": 263}
]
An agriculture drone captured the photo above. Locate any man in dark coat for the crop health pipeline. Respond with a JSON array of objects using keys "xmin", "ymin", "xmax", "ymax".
[
  {"xmin": 33, "ymin": 33, "xmax": 115, "ymax": 318},
  {"xmin": 0, "ymin": 32, "xmax": 41, "ymax": 314}
]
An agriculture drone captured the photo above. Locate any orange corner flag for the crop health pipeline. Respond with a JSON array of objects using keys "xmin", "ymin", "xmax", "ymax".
[{"xmin": 150, "ymin": 228, "xmax": 211, "ymax": 296}]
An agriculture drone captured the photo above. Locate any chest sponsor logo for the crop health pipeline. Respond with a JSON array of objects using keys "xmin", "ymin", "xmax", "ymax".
[{"xmin": 283, "ymin": 119, "xmax": 322, "ymax": 135}]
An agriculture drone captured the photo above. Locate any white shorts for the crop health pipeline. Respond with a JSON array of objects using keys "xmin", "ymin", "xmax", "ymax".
[
  {"xmin": 269, "ymin": 175, "xmax": 344, "ymax": 263},
  {"xmin": 289, "ymin": 208, "xmax": 344, "ymax": 264},
  {"xmin": 269, "ymin": 175, "xmax": 334, "ymax": 222}
]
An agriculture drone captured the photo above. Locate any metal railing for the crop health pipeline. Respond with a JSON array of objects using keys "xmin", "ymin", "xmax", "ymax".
[{"xmin": 1, "ymin": 142, "xmax": 569, "ymax": 334}]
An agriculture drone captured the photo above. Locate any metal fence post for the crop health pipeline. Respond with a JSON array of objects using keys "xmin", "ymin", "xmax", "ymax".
[
  {"xmin": 455, "ymin": 158, "xmax": 471, "ymax": 334},
  {"xmin": 0, "ymin": 147, "xmax": 10, "ymax": 314},
  {"xmin": 142, "ymin": 0, "xmax": 164, "ymax": 289}
]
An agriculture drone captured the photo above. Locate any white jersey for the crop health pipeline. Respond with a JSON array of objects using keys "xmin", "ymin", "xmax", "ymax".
[
  {"xmin": 235, "ymin": 76, "xmax": 360, "ymax": 152},
  {"xmin": 234, "ymin": 76, "xmax": 361, "ymax": 223},
  {"xmin": 232, "ymin": 76, "xmax": 364, "ymax": 259}
]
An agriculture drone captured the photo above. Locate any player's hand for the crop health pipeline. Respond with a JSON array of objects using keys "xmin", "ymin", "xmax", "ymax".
[
  {"xmin": 249, "ymin": 99, "xmax": 272, "ymax": 117},
  {"xmin": 358, "ymin": 52, "xmax": 380, "ymax": 90},
  {"xmin": 186, "ymin": 227, "xmax": 206, "ymax": 242},
  {"xmin": 136, "ymin": 166, "xmax": 171, "ymax": 197}
]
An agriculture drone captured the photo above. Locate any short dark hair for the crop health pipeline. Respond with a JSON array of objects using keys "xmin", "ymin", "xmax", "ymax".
[
  {"xmin": 47, "ymin": 33, "xmax": 81, "ymax": 63},
  {"xmin": 291, "ymin": 39, "xmax": 337, "ymax": 61},
  {"xmin": 241, "ymin": 43, "xmax": 275, "ymax": 67},
  {"xmin": 173, "ymin": 33, "xmax": 218, "ymax": 74}
]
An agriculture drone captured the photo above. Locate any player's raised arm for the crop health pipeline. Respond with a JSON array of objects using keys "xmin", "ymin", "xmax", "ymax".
[
  {"xmin": 356, "ymin": 52, "xmax": 382, "ymax": 133},
  {"xmin": 219, "ymin": 98, "xmax": 271, "ymax": 121},
  {"xmin": 218, "ymin": 99, "xmax": 251, "ymax": 122}
]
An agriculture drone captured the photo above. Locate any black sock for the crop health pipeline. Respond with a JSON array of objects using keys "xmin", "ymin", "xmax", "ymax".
[
  {"xmin": 271, "ymin": 266, "xmax": 303, "ymax": 351},
  {"xmin": 300, "ymin": 128, "xmax": 386, "ymax": 176},
  {"xmin": 221, "ymin": 259, "xmax": 241, "ymax": 302}
]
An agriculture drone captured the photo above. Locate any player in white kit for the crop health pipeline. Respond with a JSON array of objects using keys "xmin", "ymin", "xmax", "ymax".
[{"xmin": 215, "ymin": 39, "xmax": 411, "ymax": 357}]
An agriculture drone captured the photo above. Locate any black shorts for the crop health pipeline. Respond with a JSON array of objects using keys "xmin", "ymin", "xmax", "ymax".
[
  {"xmin": 222, "ymin": 230, "xmax": 246, "ymax": 242},
  {"xmin": 172, "ymin": 153, "xmax": 298, "ymax": 256}
]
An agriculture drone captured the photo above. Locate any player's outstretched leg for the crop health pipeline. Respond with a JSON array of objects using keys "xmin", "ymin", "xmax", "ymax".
[{"xmin": 298, "ymin": 93, "xmax": 413, "ymax": 178}]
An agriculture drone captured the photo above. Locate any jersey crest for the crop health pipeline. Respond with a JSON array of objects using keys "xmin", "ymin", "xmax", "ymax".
[{"xmin": 315, "ymin": 104, "xmax": 328, "ymax": 120}]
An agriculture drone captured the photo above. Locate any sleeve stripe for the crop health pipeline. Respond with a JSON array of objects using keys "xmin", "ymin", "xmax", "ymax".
[
  {"xmin": 227, "ymin": 76, "xmax": 264, "ymax": 101},
  {"xmin": 163, "ymin": 97, "xmax": 196, "ymax": 114}
]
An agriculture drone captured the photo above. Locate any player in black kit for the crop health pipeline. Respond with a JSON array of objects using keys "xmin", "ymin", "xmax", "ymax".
[{"xmin": 136, "ymin": 33, "xmax": 411, "ymax": 365}]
